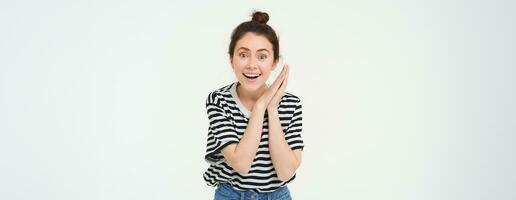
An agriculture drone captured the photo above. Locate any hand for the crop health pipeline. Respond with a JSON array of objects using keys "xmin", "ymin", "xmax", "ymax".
[
  {"xmin": 268, "ymin": 64, "xmax": 289, "ymax": 110},
  {"xmin": 255, "ymin": 64, "xmax": 289, "ymax": 110}
]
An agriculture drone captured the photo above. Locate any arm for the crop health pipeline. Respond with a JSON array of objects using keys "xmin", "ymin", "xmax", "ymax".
[
  {"xmin": 220, "ymin": 103, "xmax": 266, "ymax": 175},
  {"xmin": 267, "ymin": 108, "xmax": 302, "ymax": 181},
  {"xmin": 222, "ymin": 65, "xmax": 290, "ymax": 175}
]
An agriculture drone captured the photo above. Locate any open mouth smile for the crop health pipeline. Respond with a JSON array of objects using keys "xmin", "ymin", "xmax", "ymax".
[{"xmin": 243, "ymin": 73, "xmax": 261, "ymax": 79}]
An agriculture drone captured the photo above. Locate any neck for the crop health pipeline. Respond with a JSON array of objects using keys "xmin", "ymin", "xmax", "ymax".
[{"xmin": 236, "ymin": 82, "xmax": 267, "ymax": 102}]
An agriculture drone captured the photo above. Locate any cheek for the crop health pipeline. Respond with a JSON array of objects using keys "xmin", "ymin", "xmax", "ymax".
[
  {"xmin": 261, "ymin": 62, "xmax": 275, "ymax": 73},
  {"xmin": 233, "ymin": 57, "xmax": 248, "ymax": 68},
  {"xmin": 231, "ymin": 59, "xmax": 243, "ymax": 70},
  {"xmin": 259, "ymin": 68, "xmax": 273, "ymax": 80}
]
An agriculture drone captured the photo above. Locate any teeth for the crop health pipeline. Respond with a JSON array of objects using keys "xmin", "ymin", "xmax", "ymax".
[{"xmin": 243, "ymin": 73, "xmax": 260, "ymax": 78}]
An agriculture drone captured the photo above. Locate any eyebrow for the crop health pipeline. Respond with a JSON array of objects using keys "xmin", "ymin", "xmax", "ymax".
[{"xmin": 237, "ymin": 47, "xmax": 271, "ymax": 54}]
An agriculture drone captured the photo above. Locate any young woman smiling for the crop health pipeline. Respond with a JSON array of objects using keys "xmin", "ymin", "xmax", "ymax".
[{"xmin": 203, "ymin": 11, "xmax": 304, "ymax": 200}]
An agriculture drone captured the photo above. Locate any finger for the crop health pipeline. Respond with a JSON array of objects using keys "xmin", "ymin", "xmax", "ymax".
[
  {"xmin": 282, "ymin": 65, "xmax": 289, "ymax": 83},
  {"xmin": 277, "ymin": 65, "xmax": 288, "ymax": 82},
  {"xmin": 278, "ymin": 65, "xmax": 287, "ymax": 84},
  {"xmin": 285, "ymin": 64, "xmax": 289, "ymax": 78},
  {"xmin": 270, "ymin": 65, "xmax": 288, "ymax": 90},
  {"xmin": 283, "ymin": 65, "xmax": 289, "ymax": 89},
  {"xmin": 279, "ymin": 66, "xmax": 289, "ymax": 92},
  {"xmin": 271, "ymin": 65, "xmax": 286, "ymax": 86}
]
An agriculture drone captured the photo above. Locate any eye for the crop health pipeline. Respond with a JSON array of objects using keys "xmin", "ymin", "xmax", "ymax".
[
  {"xmin": 258, "ymin": 54, "xmax": 267, "ymax": 60},
  {"xmin": 239, "ymin": 52, "xmax": 249, "ymax": 58}
]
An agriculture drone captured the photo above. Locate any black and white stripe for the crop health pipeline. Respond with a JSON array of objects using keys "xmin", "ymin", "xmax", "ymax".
[{"xmin": 203, "ymin": 82, "xmax": 304, "ymax": 193}]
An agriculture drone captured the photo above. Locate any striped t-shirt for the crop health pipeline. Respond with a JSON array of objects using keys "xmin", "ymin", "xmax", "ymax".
[{"xmin": 203, "ymin": 81, "xmax": 304, "ymax": 192}]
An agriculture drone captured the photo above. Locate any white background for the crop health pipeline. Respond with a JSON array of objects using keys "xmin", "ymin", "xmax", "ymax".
[{"xmin": 1, "ymin": 0, "xmax": 515, "ymax": 199}]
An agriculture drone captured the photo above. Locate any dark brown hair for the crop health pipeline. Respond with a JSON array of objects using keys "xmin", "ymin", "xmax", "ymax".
[{"xmin": 228, "ymin": 11, "xmax": 280, "ymax": 61}]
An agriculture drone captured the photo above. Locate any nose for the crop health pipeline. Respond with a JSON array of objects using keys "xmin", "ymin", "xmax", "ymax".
[{"xmin": 247, "ymin": 56, "xmax": 259, "ymax": 70}]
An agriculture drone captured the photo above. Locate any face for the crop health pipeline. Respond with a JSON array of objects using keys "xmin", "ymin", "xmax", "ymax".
[{"xmin": 231, "ymin": 32, "xmax": 277, "ymax": 92}]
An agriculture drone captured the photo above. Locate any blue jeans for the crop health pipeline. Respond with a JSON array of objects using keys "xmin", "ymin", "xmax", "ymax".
[{"xmin": 214, "ymin": 182, "xmax": 292, "ymax": 200}]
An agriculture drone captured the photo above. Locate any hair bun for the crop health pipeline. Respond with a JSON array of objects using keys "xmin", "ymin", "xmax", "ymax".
[{"xmin": 251, "ymin": 11, "xmax": 269, "ymax": 24}]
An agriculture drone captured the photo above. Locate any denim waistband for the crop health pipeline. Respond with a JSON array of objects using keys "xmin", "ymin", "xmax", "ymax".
[{"xmin": 215, "ymin": 182, "xmax": 291, "ymax": 200}]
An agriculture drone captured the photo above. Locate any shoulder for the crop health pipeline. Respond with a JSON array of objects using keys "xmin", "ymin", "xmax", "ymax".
[
  {"xmin": 283, "ymin": 92, "xmax": 302, "ymax": 104},
  {"xmin": 205, "ymin": 82, "xmax": 235, "ymax": 106},
  {"xmin": 280, "ymin": 92, "xmax": 302, "ymax": 111}
]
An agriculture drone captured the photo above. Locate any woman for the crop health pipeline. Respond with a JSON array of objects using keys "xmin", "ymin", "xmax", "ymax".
[{"xmin": 203, "ymin": 11, "xmax": 304, "ymax": 200}]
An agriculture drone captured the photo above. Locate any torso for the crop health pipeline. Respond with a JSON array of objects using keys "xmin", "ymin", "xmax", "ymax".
[{"xmin": 203, "ymin": 82, "xmax": 304, "ymax": 192}]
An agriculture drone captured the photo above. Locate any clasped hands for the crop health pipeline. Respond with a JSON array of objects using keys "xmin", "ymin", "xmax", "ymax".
[{"xmin": 255, "ymin": 64, "xmax": 289, "ymax": 112}]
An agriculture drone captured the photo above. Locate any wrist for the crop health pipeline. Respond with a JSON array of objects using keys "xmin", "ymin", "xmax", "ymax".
[
  {"xmin": 267, "ymin": 106, "xmax": 278, "ymax": 113},
  {"xmin": 253, "ymin": 102, "xmax": 267, "ymax": 112}
]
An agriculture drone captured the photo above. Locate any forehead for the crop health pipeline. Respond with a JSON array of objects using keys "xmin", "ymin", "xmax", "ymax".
[{"xmin": 235, "ymin": 32, "xmax": 273, "ymax": 52}]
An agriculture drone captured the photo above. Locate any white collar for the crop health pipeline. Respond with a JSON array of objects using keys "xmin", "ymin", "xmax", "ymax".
[{"xmin": 229, "ymin": 82, "xmax": 251, "ymax": 118}]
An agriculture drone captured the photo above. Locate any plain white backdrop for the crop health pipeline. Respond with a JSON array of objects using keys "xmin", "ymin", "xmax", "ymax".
[{"xmin": 1, "ymin": 0, "xmax": 515, "ymax": 199}]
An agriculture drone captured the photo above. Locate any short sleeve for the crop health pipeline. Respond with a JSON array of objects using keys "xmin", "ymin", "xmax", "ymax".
[
  {"xmin": 204, "ymin": 92, "xmax": 240, "ymax": 165},
  {"xmin": 285, "ymin": 98, "xmax": 304, "ymax": 151}
]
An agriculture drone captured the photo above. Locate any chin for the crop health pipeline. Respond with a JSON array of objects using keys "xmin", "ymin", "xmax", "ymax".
[{"xmin": 239, "ymin": 79, "xmax": 265, "ymax": 91}]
